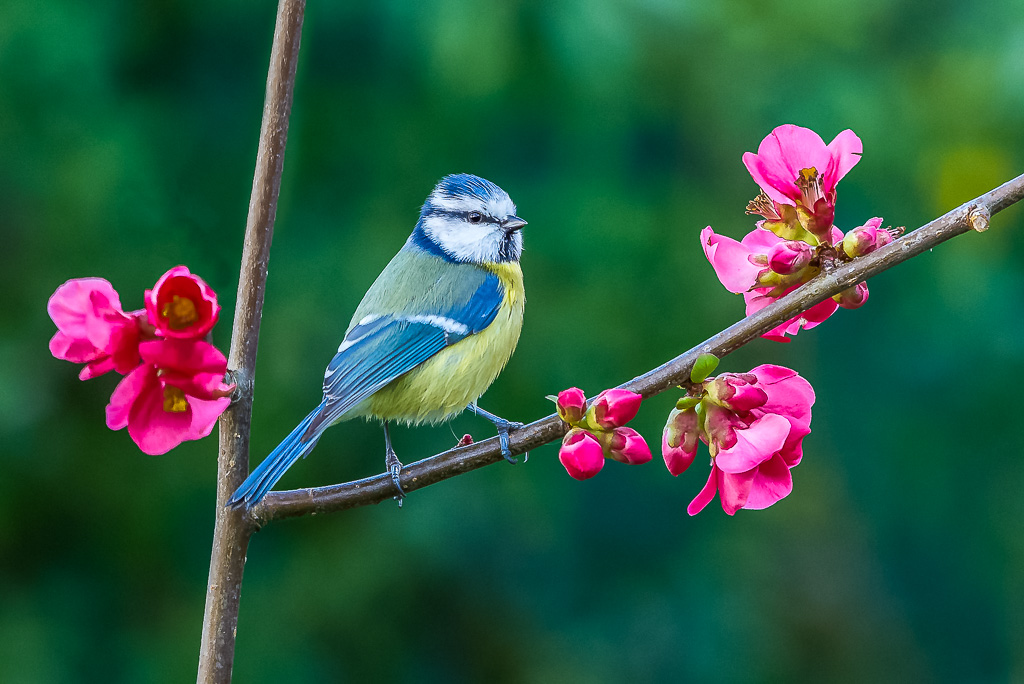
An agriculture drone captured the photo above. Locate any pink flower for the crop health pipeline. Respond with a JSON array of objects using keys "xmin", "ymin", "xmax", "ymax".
[
  {"xmin": 662, "ymin": 407, "xmax": 699, "ymax": 476},
  {"xmin": 145, "ymin": 265, "xmax": 220, "ymax": 340},
  {"xmin": 606, "ymin": 427, "xmax": 653, "ymax": 465},
  {"xmin": 105, "ymin": 339, "xmax": 233, "ymax": 455},
  {"xmin": 678, "ymin": 365, "xmax": 814, "ymax": 515},
  {"xmin": 556, "ymin": 387, "xmax": 587, "ymax": 425},
  {"xmin": 742, "ymin": 124, "xmax": 862, "ymax": 210},
  {"xmin": 558, "ymin": 428, "xmax": 606, "ymax": 480},
  {"xmin": 586, "ymin": 388, "xmax": 642, "ymax": 429},
  {"xmin": 48, "ymin": 278, "xmax": 144, "ymax": 380},
  {"xmin": 701, "ymin": 226, "xmax": 841, "ymax": 342}
]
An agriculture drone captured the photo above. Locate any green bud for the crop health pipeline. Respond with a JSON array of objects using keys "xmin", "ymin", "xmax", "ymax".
[
  {"xmin": 676, "ymin": 396, "xmax": 701, "ymax": 411},
  {"xmin": 690, "ymin": 353, "xmax": 719, "ymax": 384}
]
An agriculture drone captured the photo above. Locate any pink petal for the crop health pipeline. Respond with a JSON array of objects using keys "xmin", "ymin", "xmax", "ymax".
[
  {"xmin": 751, "ymin": 295, "xmax": 840, "ymax": 342},
  {"xmin": 662, "ymin": 429, "xmax": 697, "ymax": 476},
  {"xmin": 740, "ymin": 226, "xmax": 786, "ymax": 253},
  {"xmin": 743, "ymin": 125, "xmax": 831, "ymax": 205},
  {"xmin": 608, "ymin": 427, "xmax": 652, "ymax": 465},
  {"xmin": 184, "ymin": 396, "xmax": 231, "ymax": 441},
  {"xmin": 559, "ymin": 429, "xmax": 606, "ymax": 480},
  {"xmin": 54, "ymin": 280, "xmax": 129, "ymax": 351},
  {"xmin": 556, "ymin": 387, "xmax": 587, "ymax": 425},
  {"xmin": 687, "ymin": 465, "xmax": 719, "ymax": 516},
  {"xmin": 127, "ymin": 379, "xmax": 195, "ymax": 455},
  {"xmin": 741, "ymin": 453, "xmax": 794, "ymax": 510},
  {"xmin": 139, "ymin": 339, "xmax": 228, "ymax": 375},
  {"xmin": 80, "ymin": 357, "xmax": 116, "ymax": 380},
  {"xmin": 718, "ymin": 468, "xmax": 757, "ymax": 515},
  {"xmin": 106, "ymin": 365, "xmax": 158, "ymax": 430},
  {"xmin": 161, "ymin": 371, "xmax": 231, "ymax": 400},
  {"xmin": 49, "ymin": 330, "xmax": 103, "ymax": 364},
  {"xmin": 754, "ymin": 366, "xmax": 815, "ymax": 428},
  {"xmin": 590, "ymin": 389, "xmax": 642, "ymax": 428},
  {"xmin": 823, "ymin": 129, "xmax": 863, "ymax": 192},
  {"xmin": 47, "ymin": 278, "xmax": 123, "ymax": 339},
  {"xmin": 701, "ymin": 227, "xmax": 763, "ymax": 294},
  {"xmin": 796, "ymin": 297, "xmax": 840, "ymax": 330},
  {"xmin": 715, "ymin": 413, "xmax": 790, "ymax": 473}
]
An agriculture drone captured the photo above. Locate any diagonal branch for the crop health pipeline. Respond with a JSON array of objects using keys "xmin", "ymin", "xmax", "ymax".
[
  {"xmin": 252, "ymin": 172, "xmax": 1024, "ymax": 526},
  {"xmin": 198, "ymin": 1, "xmax": 305, "ymax": 682}
]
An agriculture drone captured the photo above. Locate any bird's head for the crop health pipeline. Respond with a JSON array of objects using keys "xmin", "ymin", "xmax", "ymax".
[{"xmin": 413, "ymin": 173, "xmax": 526, "ymax": 264}]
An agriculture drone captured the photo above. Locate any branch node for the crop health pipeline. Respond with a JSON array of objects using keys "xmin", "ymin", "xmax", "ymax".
[{"xmin": 967, "ymin": 204, "xmax": 991, "ymax": 232}]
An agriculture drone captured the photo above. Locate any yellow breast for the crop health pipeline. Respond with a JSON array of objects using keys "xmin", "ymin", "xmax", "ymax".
[{"xmin": 366, "ymin": 262, "xmax": 525, "ymax": 424}]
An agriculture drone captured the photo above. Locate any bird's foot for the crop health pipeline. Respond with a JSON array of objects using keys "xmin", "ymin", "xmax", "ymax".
[
  {"xmin": 494, "ymin": 418, "xmax": 526, "ymax": 465},
  {"xmin": 467, "ymin": 404, "xmax": 528, "ymax": 464},
  {"xmin": 385, "ymin": 447, "xmax": 406, "ymax": 507}
]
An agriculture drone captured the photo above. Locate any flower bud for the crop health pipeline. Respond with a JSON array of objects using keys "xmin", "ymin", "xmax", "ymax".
[
  {"xmin": 833, "ymin": 281, "xmax": 869, "ymax": 309},
  {"xmin": 705, "ymin": 373, "xmax": 768, "ymax": 412},
  {"xmin": 663, "ymin": 407, "xmax": 699, "ymax": 476},
  {"xmin": 586, "ymin": 388, "xmax": 642, "ymax": 429},
  {"xmin": 703, "ymin": 404, "xmax": 746, "ymax": 453},
  {"xmin": 841, "ymin": 217, "xmax": 888, "ymax": 258},
  {"xmin": 555, "ymin": 387, "xmax": 587, "ymax": 426},
  {"xmin": 558, "ymin": 428, "xmax": 606, "ymax": 480},
  {"xmin": 606, "ymin": 427, "xmax": 653, "ymax": 465},
  {"xmin": 767, "ymin": 240, "xmax": 814, "ymax": 276}
]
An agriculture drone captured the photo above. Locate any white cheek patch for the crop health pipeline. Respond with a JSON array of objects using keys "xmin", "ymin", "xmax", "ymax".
[{"xmin": 422, "ymin": 214, "xmax": 502, "ymax": 263}]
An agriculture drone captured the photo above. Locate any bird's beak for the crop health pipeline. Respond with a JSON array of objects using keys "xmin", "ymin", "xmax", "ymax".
[{"xmin": 501, "ymin": 216, "xmax": 528, "ymax": 231}]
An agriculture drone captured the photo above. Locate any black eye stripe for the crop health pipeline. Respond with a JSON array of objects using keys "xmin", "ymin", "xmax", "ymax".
[{"xmin": 424, "ymin": 207, "xmax": 498, "ymax": 223}]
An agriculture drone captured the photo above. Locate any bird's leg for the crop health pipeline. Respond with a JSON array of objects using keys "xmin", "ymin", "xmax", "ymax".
[
  {"xmin": 466, "ymin": 403, "xmax": 526, "ymax": 464},
  {"xmin": 382, "ymin": 421, "xmax": 405, "ymax": 507}
]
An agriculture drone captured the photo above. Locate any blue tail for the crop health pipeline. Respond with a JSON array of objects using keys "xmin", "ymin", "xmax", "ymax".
[{"xmin": 226, "ymin": 401, "xmax": 328, "ymax": 509}]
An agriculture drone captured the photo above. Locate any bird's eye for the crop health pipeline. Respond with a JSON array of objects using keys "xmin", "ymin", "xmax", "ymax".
[{"xmin": 467, "ymin": 211, "xmax": 483, "ymax": 224}]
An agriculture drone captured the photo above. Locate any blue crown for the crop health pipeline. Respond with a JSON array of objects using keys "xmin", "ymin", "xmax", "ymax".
[{"xmin": 431, "ymin": 173, "xmax": 505, "ymax": 204}]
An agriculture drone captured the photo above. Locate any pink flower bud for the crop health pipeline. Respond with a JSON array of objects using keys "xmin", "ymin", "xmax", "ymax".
[
  {"xmin": 607, "ymin": 427, "xmax": 653, "ymax": 465},
  {"xmin": 705, "ymin": 373, "xmax": 768, "ymax": 412},
  {"xmin": 586, "ymin": 388, "xmax": 642, "ymax": 429},
  {"xmin": 840, "ymin": 217, "xmax": 887, "ymax": 258},
  {"xmin": 833, "ymin": 281, "xmax": 869, "ymax": 309},
  {"xmin": 663, "ymin": 407, "xmax": 699, "ymax": 476},
  {"xmin": 558, "ymin": 428, "xmax": 606, "ymax": 480},
  {"xmin": 555, "ymin": 387, "xmax": 587, "ymax": 425},
  {"xmin": 767, "ymin": 240, "xmax": 814, "ymax": 276}
]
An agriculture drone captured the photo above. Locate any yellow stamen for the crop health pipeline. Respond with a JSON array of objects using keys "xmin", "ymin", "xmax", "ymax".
[
  {"xmin": 163, "ymin": 386, "xmax": 189, "ymax": 413},
  {"xmin": 160, "ymin": 295, "xmax": 199, "ymax": 329},
  {"xmin": 745, "ymin": 191, "xmax": 781, "ymax": 220},
  {"xmin": 795, "ymin": 167, "xmax": 824, "ymax": 206}
]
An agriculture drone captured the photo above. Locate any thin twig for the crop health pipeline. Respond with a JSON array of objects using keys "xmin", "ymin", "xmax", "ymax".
[
  {"xmin": 252, "ymin": 172, "xmax": 1024, "ymax": 525},
  {"xmin": 197, "ymin": 1, "xmax": 305, "ymax": 682}
]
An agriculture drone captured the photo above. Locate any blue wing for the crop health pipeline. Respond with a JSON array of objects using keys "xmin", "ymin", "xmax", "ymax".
[
  {"xmin": 305, "ymin": 273, "xmax": 504, "ymax": 435},
  {"xmin": 226, "ymin": 272, "xmax": 504, "ymax": 509}
]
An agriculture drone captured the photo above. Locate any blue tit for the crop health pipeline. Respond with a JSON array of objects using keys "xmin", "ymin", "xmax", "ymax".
[{"xmin": 227, "ymin": 173, "xmax": 527, "ymax": 509}]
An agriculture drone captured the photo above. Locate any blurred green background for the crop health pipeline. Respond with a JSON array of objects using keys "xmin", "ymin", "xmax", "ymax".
[{"xmin": 3, "ymin": 0, "xmax": 1023, "ymax": 681}]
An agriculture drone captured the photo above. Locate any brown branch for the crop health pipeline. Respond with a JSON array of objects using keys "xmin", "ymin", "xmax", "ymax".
[
  {"xmin": 252, "ymin": 172, "xmax": 1024, "ymax": 526},
  {"xmin": 197, "ymin": 1, "xmax": 304, "ymax": 682}
]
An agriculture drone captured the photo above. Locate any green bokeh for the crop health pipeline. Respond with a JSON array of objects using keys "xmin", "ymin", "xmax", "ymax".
[{"xmin": 3, "ymin": 0, "xmax": 1023, "ymax": 681}]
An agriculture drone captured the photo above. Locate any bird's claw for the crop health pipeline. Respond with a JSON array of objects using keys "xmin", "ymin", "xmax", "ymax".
[
  {"xmin": 389, "ymin": 463, "xmax": 405, "ymax": 507},
  {"xmin": 384, "ymin": 447, "xmax": 406, "ymax": 508},
  {"xmin": 496, "ymin": 419, "xmax": 526, "ymax": 465}
]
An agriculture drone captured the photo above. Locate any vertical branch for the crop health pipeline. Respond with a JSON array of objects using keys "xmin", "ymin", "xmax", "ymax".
[{"xmin": 197, "ymin": 1, "xmax": 305, "ymax": 682}]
